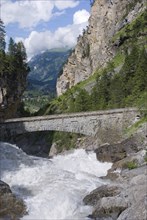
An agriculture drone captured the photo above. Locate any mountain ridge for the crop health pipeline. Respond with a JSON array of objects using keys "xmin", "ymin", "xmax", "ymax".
[{"xmin": 27, "ymin": 49, "xmax": 71, "ymax": 95}]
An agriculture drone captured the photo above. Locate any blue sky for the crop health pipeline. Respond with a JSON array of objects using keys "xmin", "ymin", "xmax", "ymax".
[{"xmin": 1, "ymin": 0, "xmax": 91, "ymax": 59}]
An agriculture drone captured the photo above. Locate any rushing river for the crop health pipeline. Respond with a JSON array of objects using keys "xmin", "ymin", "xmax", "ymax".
[{"xmin": 0, "ymin": 142, "xmax": 112, "ymax": 220}]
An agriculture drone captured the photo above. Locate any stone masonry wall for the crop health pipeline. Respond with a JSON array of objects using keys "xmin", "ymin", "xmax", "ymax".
[{"xmin": 0, "ymin": 108, "xmax": 139, "ymax": 143}]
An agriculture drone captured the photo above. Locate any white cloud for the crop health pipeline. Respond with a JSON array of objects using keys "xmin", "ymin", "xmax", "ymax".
[
  {"xmin": 2, "ymin": 0, "xmax": 53, "ymax": 28},
  {"xmin": 17, "ymin": 10, "xmax": 90, "ymax": 59},
  {"xmin": 1, "ymin": 0, "xmax": 79, "ymax": 28},
  {"xmin": 55, "ymin": 0, "xmax": 79, "ymax": 10},
  {"xmin": 73, "ymin": 9, "xmax": 90, "ymax": 24}
]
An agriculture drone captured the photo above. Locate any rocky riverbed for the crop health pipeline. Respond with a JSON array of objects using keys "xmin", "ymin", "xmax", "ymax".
[
  {"xmin": 83, "ymin": 123, "xmax": 147, "ymax": 220},
  {"xmin": 83, "ymin": 158, "xmax": 147, "ymax": 220}
]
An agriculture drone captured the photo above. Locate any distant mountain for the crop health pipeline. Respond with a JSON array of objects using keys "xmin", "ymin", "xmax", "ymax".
[{"xmin": 27, "ymin": 49, "xmax": 71, "ymax": 96}]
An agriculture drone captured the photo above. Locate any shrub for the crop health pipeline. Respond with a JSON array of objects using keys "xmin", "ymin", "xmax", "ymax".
[
  {"xmin": 144, "ymin": 151, "xmax": 147, "ymax": 163},
  {"xmin": 125, "ymin": 160, "xmax": 138, "ymax": 170}
]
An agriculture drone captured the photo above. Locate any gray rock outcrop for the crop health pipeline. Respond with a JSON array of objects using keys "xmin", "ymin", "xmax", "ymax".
[
  {"xmin": 57, "ymin": 0, "xmax": 146, "ymax": 96},
  {"xmin": 83, "ymin": 123, "xmax": 147, "ymax": 220}
]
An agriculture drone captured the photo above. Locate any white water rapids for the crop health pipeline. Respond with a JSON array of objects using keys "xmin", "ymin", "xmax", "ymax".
[{"xmin": 0, "ymin": 142, "xmax": 112, "ymax": 220}]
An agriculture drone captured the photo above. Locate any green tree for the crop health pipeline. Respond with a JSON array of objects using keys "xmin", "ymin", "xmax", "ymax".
[
  {"xmin": 15, "ymin": 42, "xmax": 27, "ymax": 67},
  {"xmin": 74, "ymin": 89, "xmax": 91, "ymax": 112},
  {"xmin": 13, "ymin": 41, "xmax": 30, "ymax": 79},
  {"xmin": 132, "ymin": 47, "xmax": 147, "ymax": 96},
  {"xmin": 120, "ymin": 46, "xmax": 140, "ymax": 96},
  {"xmin": 0, "ymin": 51, "xmax": 6, "ymax": 77},
  {"xmin": 8, "ymin": 37, "xmax": 16, "ymax": 56},
  {"xmin": 91, "ymin": 87, "xmax": 99, "ymax": 110},
  {"xmin": 0, "ymin": 19, "xmax": 6, "ymax": 51},
  {"xmin": 96, "ymin": 72, "xmax": 111, "ymax": 109},
  {"xmin": 68, "ymin": 92, "xmax": 76, "ymax": 112},
  {"xmin": 109, "ymin": 74, "xmax": 125, "ymax": 108}
]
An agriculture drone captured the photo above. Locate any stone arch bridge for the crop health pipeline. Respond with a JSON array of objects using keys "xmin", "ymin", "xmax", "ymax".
[{"xmin": 0, "ymin": 108, "xmax": 139, "ymax": 141}]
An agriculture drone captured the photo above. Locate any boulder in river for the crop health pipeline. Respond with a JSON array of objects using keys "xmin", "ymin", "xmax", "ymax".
[
  {"xmin": 95, "ymin": 137, "xmax": 139, "ymax": 163},
  {"xmin": 0, "ymin": 180, "xmax": 27, "ymax": 220}
]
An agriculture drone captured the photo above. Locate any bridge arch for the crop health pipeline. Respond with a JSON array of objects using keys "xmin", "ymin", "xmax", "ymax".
[{"xmin": 0, "ymin": 108, "xmax": 138, "ymax": 140}]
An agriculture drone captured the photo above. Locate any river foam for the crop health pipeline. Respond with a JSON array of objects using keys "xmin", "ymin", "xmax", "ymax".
[{"xmin": 0, "ymin": 142, "xmax": 112, "ymax": 219}]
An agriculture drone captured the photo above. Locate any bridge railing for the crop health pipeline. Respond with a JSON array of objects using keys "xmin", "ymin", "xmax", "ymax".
[{"xmin": 0, "ymin": 107, "xmax": 138, "ymax": 124}]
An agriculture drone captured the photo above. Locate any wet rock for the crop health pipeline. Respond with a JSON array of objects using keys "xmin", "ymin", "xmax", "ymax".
[
  {"xmin": 118, "ymin": 196, "xmax": 147, "ymax": 220},
  {"xmin": 0, "ymin": 181, "xmax": 12, "ymax": 195},
  {"xmin": 9, "ymin": 131, "xmax": 53, "ymax": 158},
  {"xmin": 83, "ymin": 185, "xmax": 121, "ymax": 206},
  {"xmin": 49, "ymin": 142, "xmax": 58, "ymax": 157},
  {"xmin": 121, "ymin": 165, "xmax": 147, "ymax": 180},
  {"xmin": 95, "ymin": 137, "xmax": 138, "ymax": 163},
  {"xmin": 0, "ymin": 180, "xmax": 27, "ymax": 220},
  {"xmin": 106, "ymin": 149, "xmax": 146, "ymax": 179},
  {"xmin": 91, "ymin": 197, "xmax": 128, "ymax": 220}
]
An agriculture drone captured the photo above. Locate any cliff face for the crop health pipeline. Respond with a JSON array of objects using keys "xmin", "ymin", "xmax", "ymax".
[
  {"xmin": 57, "ymin": 0, "xmax": 146, "ymax": 96},
  {"xmin": 0, "ymin": 72, "xmax": 27, "ymax": 120}
]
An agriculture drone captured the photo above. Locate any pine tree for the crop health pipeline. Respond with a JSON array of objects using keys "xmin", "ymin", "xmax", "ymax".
[
  {"xmin": 14, "ymin": 41, "xmax": 30, "ymax": 76},
  {"xmin": 109, "ymin": 74, "xmax": 125, "ymax": 108},
  {"xmin": 16, "ymin": 41, "xmax": 27, "ymax": 62},
  {"xmin": 133, "ymin": 47, "xmax": 147, "ymax": 96},
  {"xmin": 120, "ymin": 45, "xmax": 140, "ymax": 96},
  {"xmin": 8, "ymin": 37, "xmax": 17, "ymax": 56},
  {"xmin": 68, "ymin": 92, "xmax": 76, "ymax": 112},
  {"xmin": 0, "ymin": 19, "xmax": 6, "ymax": 51},
  {"xmin": 91, "ymin": 87, "xmax": 99, "ymax": 110},
  {"xmin": 74, "ymin": 89, "xmax": 91, "ymax": 112},
  {"xmin": 96, "ymin": 72, "xmax": 111, "ymax": 109}
]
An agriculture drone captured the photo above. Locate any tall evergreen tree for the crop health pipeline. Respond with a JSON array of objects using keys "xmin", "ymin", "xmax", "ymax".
[
  {"xmin": 16, "ymin": 42, "xmax": 27, "ymax": 62},
  {"xmin": 96, "ymin": 72, "xmax": 111, "ymax": 109},
  {"xmin": 74, "ymin": 89, "xmax": 90, "ymax": 112},
  {"xmin": 118, "ymin": 46, "xmax": 139, "ymax": 98},
  {"xmin": 0, "ymin": 19, "xmax": 6, "ymax": 51},
  {"xmin": 13, "ymin": 41, "xmax": 30, "ymax": 76},
  {"xmin": 8, "ymin": 37, "xmax": 16, "ymax": 56},
  {"xmin": 133, "ymin": 47, "xmax": 147, "ymax": 96},
  {"xmin": 109, "ymin": 74, "xmax": 125, "ymax": 108}
]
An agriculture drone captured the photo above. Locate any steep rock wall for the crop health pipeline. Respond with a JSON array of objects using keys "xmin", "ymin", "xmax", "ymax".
[{"xmin": 57, "ymin": 0, "xmax": 146, "ymax": 96}]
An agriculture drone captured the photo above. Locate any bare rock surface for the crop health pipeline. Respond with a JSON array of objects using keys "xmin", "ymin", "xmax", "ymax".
[
  {"xmin": 95, "ymin": 137, "xmax": 139, "ymax": 163},
  {"xmin": 84, "ymin": 163, "xmax": 147, "ymax": 220},
  {"xmin": 89, "ymin": 197, "xmax": 128, "ymax": 220},
  {"xmin": 83, "ymin": 185, "xmax": 122, "ymax": 206},
  {"xmin": 0, "ymin": 180, "xmax": 27, "ymax": 220},
  {"xmin": 57, "ymin": 0, "xmax": 146, "ymax": 95}
]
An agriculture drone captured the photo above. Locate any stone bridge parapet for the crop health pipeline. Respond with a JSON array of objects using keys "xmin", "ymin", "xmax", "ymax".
[{"xmin": 0, "ymin": 108, "xmax": 139, "ymax": 141}]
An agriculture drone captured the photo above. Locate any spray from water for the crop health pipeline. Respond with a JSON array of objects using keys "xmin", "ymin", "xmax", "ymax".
[{"xmin": 0, "ymin": 142, "xmax": 112, "ymax": 220}]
